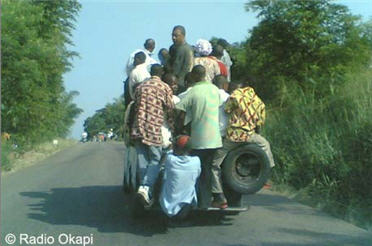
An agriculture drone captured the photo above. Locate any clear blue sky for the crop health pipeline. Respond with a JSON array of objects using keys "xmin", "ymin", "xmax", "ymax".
[{"xmin": 64, "ymin": 0, "xmax": 372, "ymax": 139}]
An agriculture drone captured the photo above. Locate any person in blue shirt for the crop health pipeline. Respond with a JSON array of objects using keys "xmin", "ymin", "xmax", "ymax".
[{"xmin": 160, "ymin": 135, "xmax": 201, "ymax": 217}]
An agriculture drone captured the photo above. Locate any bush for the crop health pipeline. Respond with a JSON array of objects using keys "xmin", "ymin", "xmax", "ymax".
[
  {"xmin": 1, "ymin": 142, "xmax": 12, "ymax": 171},
  {"xmin": 264, "ymin": 68, "xmax": 372, "ymax": 227}
]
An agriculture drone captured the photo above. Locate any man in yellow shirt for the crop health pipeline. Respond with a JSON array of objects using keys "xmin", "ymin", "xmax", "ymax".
[{"xmin": 210, "ymin": 82, "xmax": 275, "ymax": 208}]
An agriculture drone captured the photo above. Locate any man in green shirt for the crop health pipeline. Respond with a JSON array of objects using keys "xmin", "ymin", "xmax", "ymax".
[
  {"xmin": 169, "ymin": 25, "xmax": 194, "ymax": 93},
  {"xmin": 176, "ymin": 65, "xmax": 222, "ymax": 208}
]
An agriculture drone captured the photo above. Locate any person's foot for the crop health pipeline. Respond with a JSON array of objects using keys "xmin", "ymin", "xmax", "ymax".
[
  {"xmin": 211, "ymin": 193, "xmax": 228, "ymax": 209},
  {"xmin": 137, "ymin": 185, "xmax": 153, "ymax": 208},
  {"xmin": 175, "ymin": 204, "xmax": 192, "ymax": 220}
]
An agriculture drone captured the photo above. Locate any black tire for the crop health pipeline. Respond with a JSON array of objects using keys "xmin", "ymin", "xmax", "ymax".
[
  {"xmin": 222, "ymin": 144, "xmax": 271, "ymax": 194},
  {"xmin": 123, "ymin": 144, "xmax": 139, "ymax": 194}
]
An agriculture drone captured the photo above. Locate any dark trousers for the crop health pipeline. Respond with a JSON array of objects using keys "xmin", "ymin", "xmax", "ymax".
[{"xmin": 191, "ymin": 149, "xmax": 217, "ymax": 208}]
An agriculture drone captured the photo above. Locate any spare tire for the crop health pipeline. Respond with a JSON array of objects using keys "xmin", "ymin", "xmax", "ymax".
[{"xmin": 222, "ymin": 144, "xmax": 271, "ymax": 194}]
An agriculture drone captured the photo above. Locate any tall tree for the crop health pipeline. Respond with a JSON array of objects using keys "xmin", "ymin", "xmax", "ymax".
[
  {"xmin": 83, "ymin": 96, "xmax": 126, "ymax": 139},
  {"xmin": 1, "ymin": 0, "xmax": 82, "ymax": 146},
  {"xmin": 243, "ymin": 0, "xmax": 372, "ymax": 100}
]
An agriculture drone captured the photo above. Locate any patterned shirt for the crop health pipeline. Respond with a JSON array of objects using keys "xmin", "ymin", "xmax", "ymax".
[
  {"xmin": 131, "ymin": 76, "xmax": 175, "ymax": 146},
  {"xmin": 208, "ymin": 56, "xmax": 228, "ymax": 78},
  {"xmin": 225, "ymin": 87, "xmax": 265, "ymax": 142},
  {"xmin": 194, "ymin": 57, "xmax": 220, "ymax": 82}
]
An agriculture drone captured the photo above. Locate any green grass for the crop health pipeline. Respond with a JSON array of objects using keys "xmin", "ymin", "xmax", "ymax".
[
  {"xmin": 1, "ymin": 138, "xmax": 77, "ymax": 173},
  {"xmin": 1, "ymin": 142, "xmax": 13, "ymax": 171},
  {"xmin": 263, "ymin": 68, "xmax": 372, "ymax": 229}
]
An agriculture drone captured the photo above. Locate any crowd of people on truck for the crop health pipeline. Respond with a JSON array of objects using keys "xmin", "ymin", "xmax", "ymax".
[{"xmin": 123, "ymin": 25, "xmax": 275, "ymax": 217}]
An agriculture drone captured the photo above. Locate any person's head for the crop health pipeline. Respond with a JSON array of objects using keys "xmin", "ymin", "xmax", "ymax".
[
  {"xmin": 195, "ymin": 39, "xmax": 212, "ymax": 57},
  {"xmin": 174, "ymin": 135, "xmax": 192, "ymax": 156},
  {"xmin": 150, "ymin": 64, "xmax": 164, "ymax": 77},
  {"xmin": 191, "ymin": 45, "xmax": 198, "ymax": 57},
  {"xmin": 158, "ymin": 48, "xmax": 169, "ymax": 65},
  {"xmin": 212, "ymin": 44, "xmax": 224, "ymax": 59},
  {"xmin": 134, "ymin": 51, "xmax": 146, "ymax": 66},
  {"xmin": 184, "ymin": 72, "xmax": 194, "ymax": 88},
  {"xmin": 172, "ymin": 25, "xmax": 186, "ymax": 45},
  {"xmin": 213, "ymin": 75, "xmax": 228, "ymax": 90},
  {"xmin": 162, "ymin": 73, "xmax": 178, "ymax": 94},
  {"xmin": 217, "ymin": 38, "xmax": 229, "ymax": 49},
  {"xmin": 144, "ymin": 38, "xmax": 155, "ymax": 53},
  {"xmin": 191, "ymin": 65, "xmax": 206, "ymax": 82},
  {"xmin": 228, "ymin": 82, "xmax": 243, "ymax": 94}
]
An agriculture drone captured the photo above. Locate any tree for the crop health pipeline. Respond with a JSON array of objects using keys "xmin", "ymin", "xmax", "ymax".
[
  {"xmin": 83, "ymin": 96, "xmax": 126, "ymax": 139},
  {"xmin": 1, "ymin": 0, "xmax": 82, "ymax": 146},
  {"xmin": 243, "ymin": 0, "xmax": 372, "ymax": 100}
]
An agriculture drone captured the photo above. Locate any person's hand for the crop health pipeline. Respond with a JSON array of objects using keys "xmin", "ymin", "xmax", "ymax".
[{"xmin": 255, "ymin": 126, "xmax": 261, "ymax": 134}]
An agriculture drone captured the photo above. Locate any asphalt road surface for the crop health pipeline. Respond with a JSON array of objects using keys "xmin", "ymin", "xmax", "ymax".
[{"xmin": 2, "ymin": 142, "xmax": 372, "ymax": 246}]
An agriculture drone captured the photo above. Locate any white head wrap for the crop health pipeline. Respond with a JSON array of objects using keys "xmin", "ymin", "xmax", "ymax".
[{"xmin": 195, "ymin": 39, "xmax": 212, "ymax": 56}]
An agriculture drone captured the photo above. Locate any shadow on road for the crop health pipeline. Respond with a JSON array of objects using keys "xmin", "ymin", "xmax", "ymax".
[
  {"xmin": 257, "ymin": 227, "xmax": 372, "ymax": 246},
  {"xmin": 245, "ymin": 192, "xmax": 325, "ymax": 216},
  {"xmin": 20, "ymin": 186, "xmax": 235, "ymax": 236}
]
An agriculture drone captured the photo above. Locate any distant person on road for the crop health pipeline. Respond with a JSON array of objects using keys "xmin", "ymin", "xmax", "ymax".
[
  {"xmin": 209, "ymin": 81, "xmax": 275, "ymax": 208},
  {"xmin": 107, "ymin": 129, "xmax": 114, "ymax": 140},
  {"xmin": 194, "ymin": 39, "xmax": 220, "ymax": 82},
  {"xmin": 81, "ymin": 132, "xmax": 88, "ymax": 142},
  {"xmin": 131, "ymin": 64, "xmax": 175, "ymax": 207},
  {"xmin": 169, "ymin": 25, "xmax": 194, "ymax": 93},
  {"xmin": 128, "ymin": 51, "xmax": 151, "ymax": 100},
  {"xmin": 160, "ymin": 135, "xmax": 201, "ymax": 217}
]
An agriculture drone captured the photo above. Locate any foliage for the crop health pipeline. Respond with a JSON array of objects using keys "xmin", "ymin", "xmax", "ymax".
[
  {"xmin": 83, "ymin": 96, "xmax": 126, "ymax": 139},
  {"xmin": 1, "ymin": 142, "xmax": 12, "ymax": 171},
  {"xmin": 238, "ymin": 0, "xmax": 372, "ymax": 227},
  {"xmin": 263, "ymin": 69, "xmax": 372, "ymax": 227},
  {"xmin": 243, "ymin": 0, "xmax": 372, "ymax": 101},
  {"xmin": 1, "ymin": 0, "xmax": 82, "ymax": 147}
]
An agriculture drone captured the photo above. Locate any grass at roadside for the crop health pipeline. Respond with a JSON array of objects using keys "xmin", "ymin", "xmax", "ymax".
[
  {"xmin": 270, "ymin": 181, "xmax": 372, "ymax": 231},
  {"xmin": 1, "ymin": 138, "xmax": 77, "ymax": 174},
  {"xmin": 262, "ymin": 69, "xmax": 372, "ymax": 231}
]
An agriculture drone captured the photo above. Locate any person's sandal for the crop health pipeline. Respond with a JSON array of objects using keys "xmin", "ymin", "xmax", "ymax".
[{"xmin": 211, "ymin": 199, "xmax": 228, "ymax": 209}]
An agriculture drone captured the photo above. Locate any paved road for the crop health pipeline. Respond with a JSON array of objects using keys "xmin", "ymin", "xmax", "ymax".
[{"xmin": 1, "ymin": 142, "xmax": 372, "ymax": 246}]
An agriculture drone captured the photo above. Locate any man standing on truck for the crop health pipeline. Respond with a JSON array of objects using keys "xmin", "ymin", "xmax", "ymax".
[
  {"xmin": 176, "ymin": 65, "xmax": 223, "ymax": 208},
  {"xmin": 131, "ymin": 64, "xmax": 175, "ymax": 207},
  {"xmin": 128, "ymin": 51, "xmax": 151, "ymax": 100},
  {"xmin": 209, "ymin": 81, "xmax": 275, "ymax": 208},
  {"xmin": 126, "ymin": 38, "xmax": 157, "ymax": 75},
  {"xmin": 169, "ymin": 25, "xmax": 194, "ymax": 93}
]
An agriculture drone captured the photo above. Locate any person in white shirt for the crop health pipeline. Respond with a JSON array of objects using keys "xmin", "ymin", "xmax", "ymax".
[
  {"xmin": 126, "ymin": 39, "xmax": 158, "ymax": 76},
  {"xmin": 128, "ymin": 52, "xmax": 151, "ymax": 100},
  {"xmin": 217, "ymin": 39, "xmax": 233, "ymax": 81},
  {"xmin": 213, "ymin": 75, "xmax": 230, "ymax": 137}
]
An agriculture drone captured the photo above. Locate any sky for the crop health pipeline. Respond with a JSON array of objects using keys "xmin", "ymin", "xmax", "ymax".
[{"xmin": 64, "ymin": 0, "xmax": 372, "ymax": 139}]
